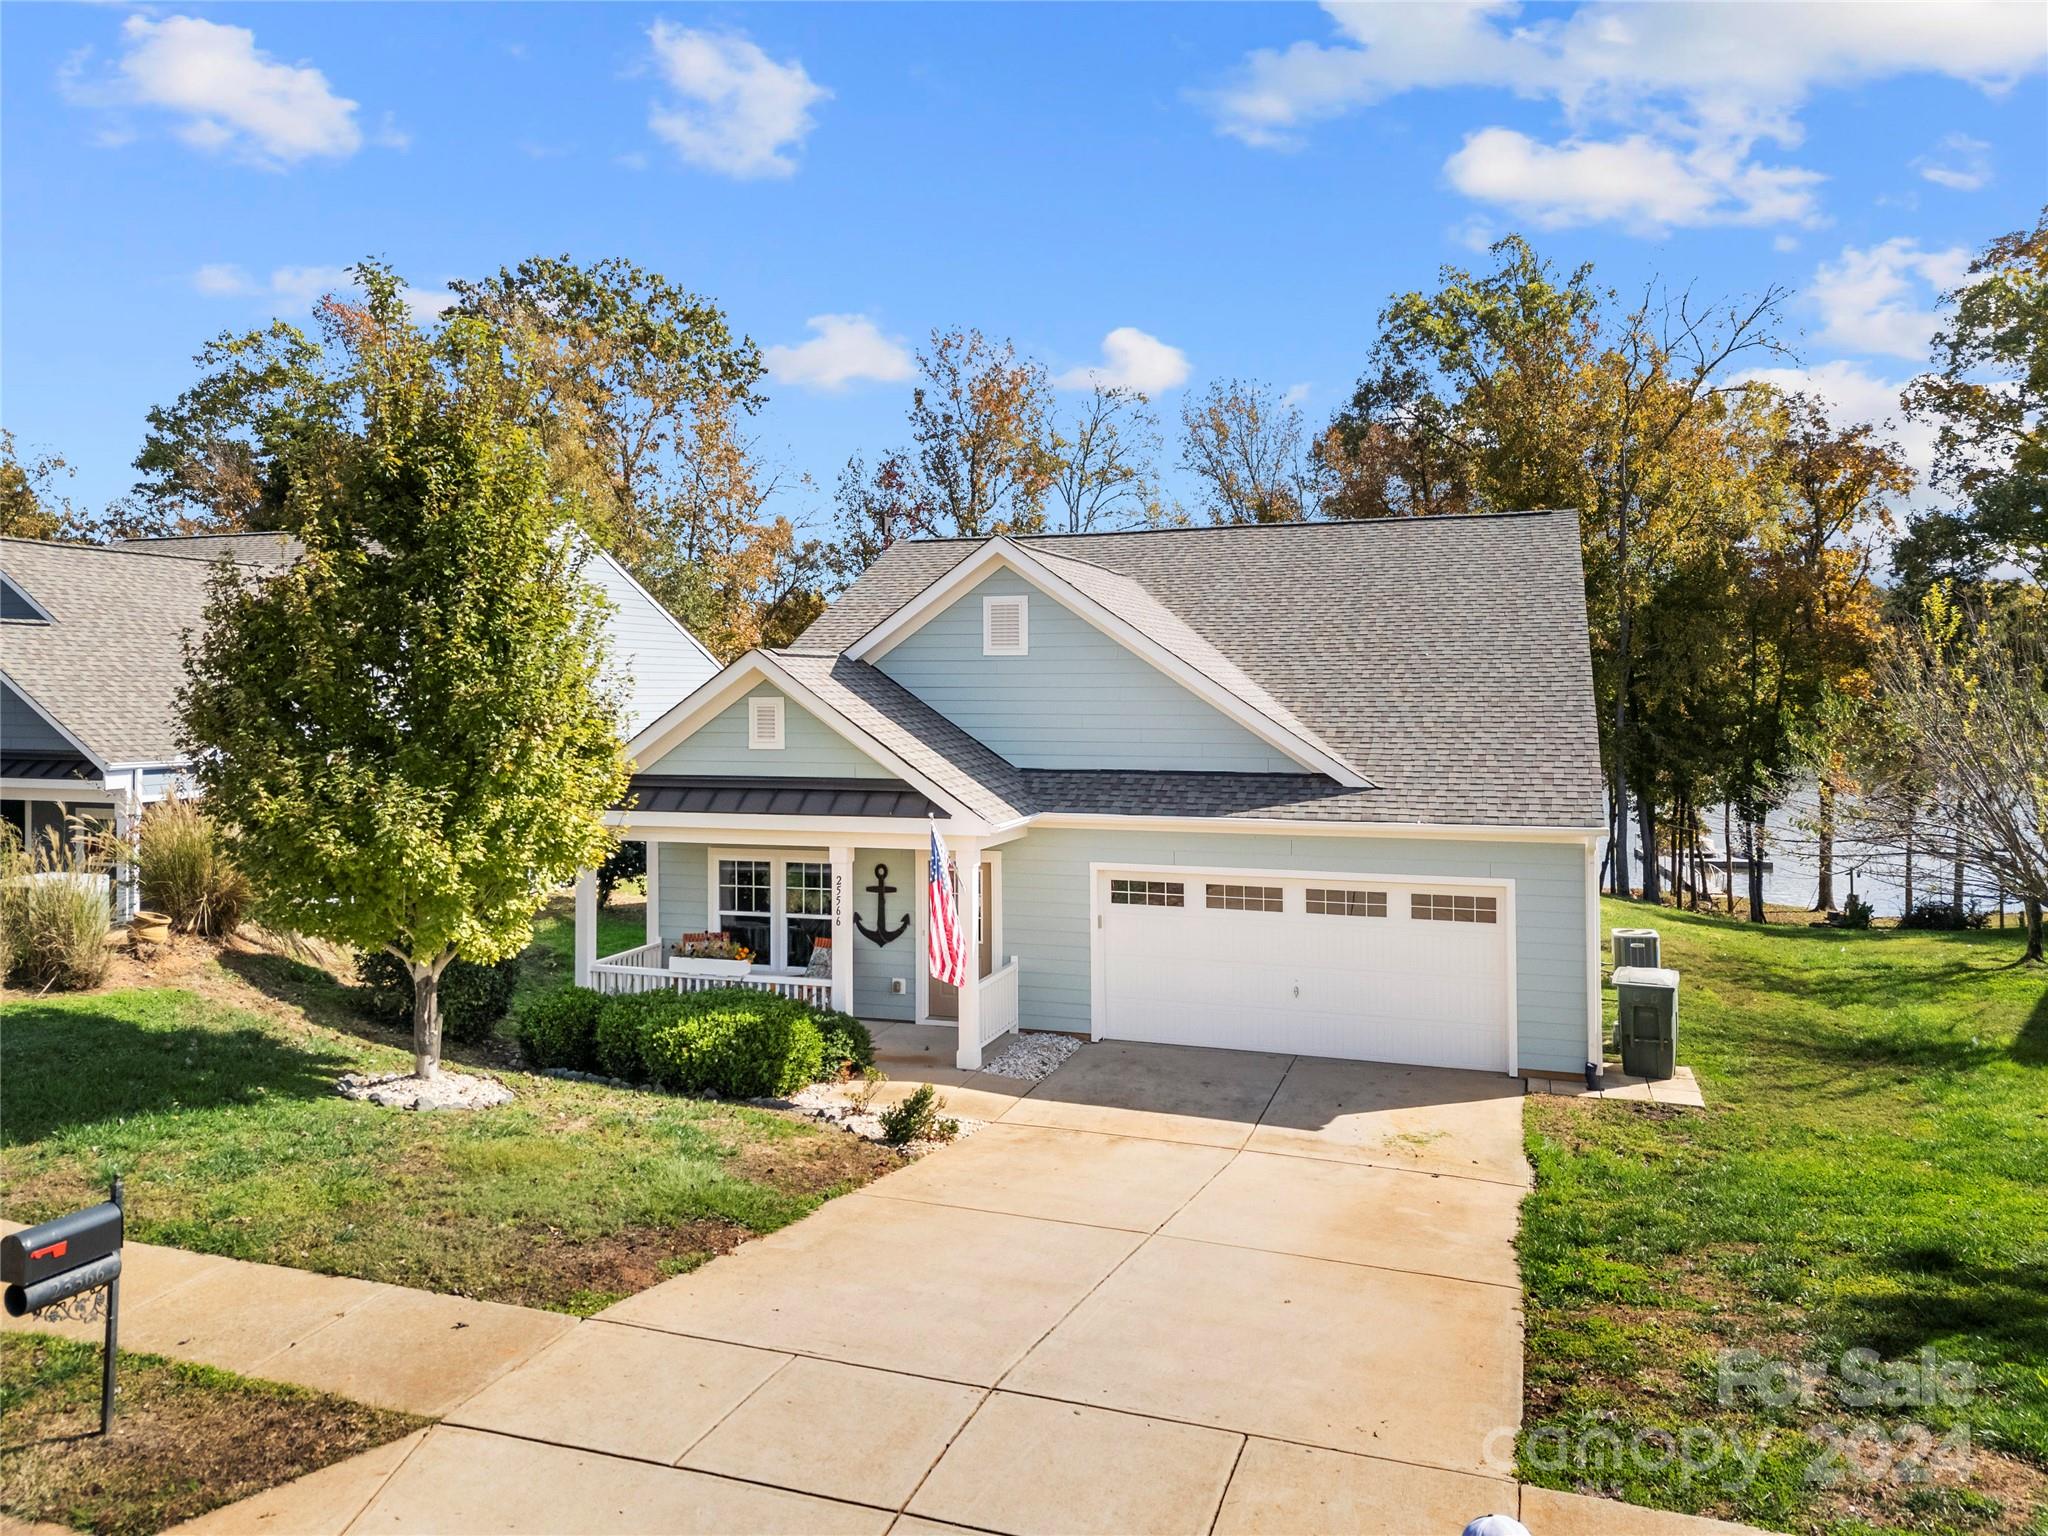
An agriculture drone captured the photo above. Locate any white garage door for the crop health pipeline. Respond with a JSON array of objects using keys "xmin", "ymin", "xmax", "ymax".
[{"xmin": 1098, "ymin": 870, "xmax": 1511, "ymax": 1072}]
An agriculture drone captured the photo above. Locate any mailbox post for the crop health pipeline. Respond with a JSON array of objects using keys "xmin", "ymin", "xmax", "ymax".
[{"xmin": 3, "ymin": 1178, "xmax": 124, "ymax": 1433}]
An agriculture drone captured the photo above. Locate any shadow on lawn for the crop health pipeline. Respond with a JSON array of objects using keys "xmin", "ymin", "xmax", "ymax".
[
  {"xmin": 0, "ymin": 1002, "xmax": 354, "ymax": 1144},
  {"xmin": 2014, "ymin": 986, "xmax": 2048, "ymax": 1066}
]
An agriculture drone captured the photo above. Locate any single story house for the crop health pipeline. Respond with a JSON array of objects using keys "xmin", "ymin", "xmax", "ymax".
[
  {"xmin": 577, "ymin": 511, "xmax": 1608, "ymax": 1079},
  {"xmin": 1, "ymin": 530, "xmax": 715, "ymax": 913}
]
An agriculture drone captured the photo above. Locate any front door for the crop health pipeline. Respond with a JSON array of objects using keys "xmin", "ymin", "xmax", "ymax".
[{"xmin": 927, "ymin": 859, "xmax": 993, "ymax": 1021}]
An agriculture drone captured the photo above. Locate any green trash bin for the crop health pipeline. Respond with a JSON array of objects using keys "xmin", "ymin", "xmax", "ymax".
[{"xmin": 1612, "ymin": 965, "xmax": 1678, "ymax": 1080}]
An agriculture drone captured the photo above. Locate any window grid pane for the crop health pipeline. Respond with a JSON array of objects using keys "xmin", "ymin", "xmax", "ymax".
[
  {"xmin": 1306, "ymin": 887, "xmax": 1387, "ymax": 918},
  {"xmin": 1411, "ymin": 892, "xmax": 1497, "ymax": 924},
  {"xmin": 1205, "ymin": 883, "xmax": 1283, "ymax": 912},
  {"xmin": 785, "ymin": 861, "xmax": 831, "ymax": 915},
  {"xmin": 1110, "ymin": 878, "xmax": 1184, "ymax": 907},
  {"xmin": 718, "ymin": 859, "xmax": 771, "ymax": 915}
]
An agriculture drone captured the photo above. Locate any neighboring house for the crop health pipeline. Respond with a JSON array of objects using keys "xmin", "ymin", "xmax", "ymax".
[
  {"xmin": 579, "ymin": 511, "xmax": 1609, "ymax": 1079},
  {"xmin": 0, "ymin": 531, "xmax": 715, "ymax": 912}
]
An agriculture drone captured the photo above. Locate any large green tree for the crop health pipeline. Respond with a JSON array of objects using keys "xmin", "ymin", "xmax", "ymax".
[
  {"xmin": 1894, "ymin": 209, "xmax": 2047, "ymax": 595},
  {"xmin": 181, "ymin": 269, "xmax": 627, "ymax": 1078}
]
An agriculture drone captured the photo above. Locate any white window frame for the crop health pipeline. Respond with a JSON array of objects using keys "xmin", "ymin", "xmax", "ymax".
[
  {"xmin": 982, "ymin": 594, "xmax": 1028, "ymax": 657},
  {"xmin": 707, "ymin": 847, "xmax": 830, "ymax": 973},
  {"xmin": 747, "ymin": 694, "xmax": 785, "ymax": 751}
]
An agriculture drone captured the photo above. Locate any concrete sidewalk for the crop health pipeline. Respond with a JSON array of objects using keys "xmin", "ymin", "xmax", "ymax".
[{"xmin": 0, "ymin": 1225, "xmax": 574, "ymax": 1417}]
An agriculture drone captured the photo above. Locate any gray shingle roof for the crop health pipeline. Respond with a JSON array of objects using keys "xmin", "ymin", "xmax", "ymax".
[
  {"xmin": 113, "ymin": 532, "xmax": 303, "ymax": 568},
  {"xmin": 797, "ymin": 512, "xmax": 1605, "ymax": 829},
  {"xmin": 0, "ymin": 538, "xmax": 254, "ymax": 766}
]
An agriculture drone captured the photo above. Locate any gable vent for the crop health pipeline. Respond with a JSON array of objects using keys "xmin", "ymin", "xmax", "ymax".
[
  {"xmin": 747, "ymin": 695, "xmax": 785, "ymax": 750},
  {"xmin": 982, "ymin": 594, "xmax": 1028, "ymax": 656}
]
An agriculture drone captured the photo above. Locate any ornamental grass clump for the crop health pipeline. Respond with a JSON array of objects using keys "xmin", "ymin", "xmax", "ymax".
[
  {"xmin": 0, "ymin": 825, "xmax": 111, "ymax": 991},
  {"xmin": 136, "ymin": 797, "xmax": 252, "ymax": 937}
]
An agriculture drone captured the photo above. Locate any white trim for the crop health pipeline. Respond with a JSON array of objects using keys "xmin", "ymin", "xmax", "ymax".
[
  {"xmin": 1021, "ymin": 811, "xmax": 1607, "ymax": 843},
  {"xmin": 574, "ymin": 867, "xmax": 598, "ymax": 987},
  {"xmin": 747, "ymin": 694, "xmax": 786, "ymax": 750},
  {"xmin": 583, "ymin": 542, "xmax": 719, "ymax": 670},
  {"xmin": 981, "ymin": 594, "xmax": 1028, "ymax": 656},
  {"xmin": 0, "ymin": 670, "xmax": 107, "ymax": 769},
  {"xmin": 1087, "ymin": 859, "xmax": 1518, "ymax": 1077},
  {"xmin": 844, "ymin": 539, "xmax": 1367, "ymax": 787},
  {"xmin": 644, "ymin": 837, "xmax": 662, "ymax": 949},
  {"xmin": 625, "ymin": 652, "xmax": 987, "ymax": 828},
  {"xmin": 1584, "ymin": 834, "xmax": 1604, "ymax": 1076}
]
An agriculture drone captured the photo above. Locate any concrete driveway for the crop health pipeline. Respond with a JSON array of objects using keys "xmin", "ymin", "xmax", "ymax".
[{"xmin": 324, "ymin": 1038, "xmax": 1547, "ymax": 1534}]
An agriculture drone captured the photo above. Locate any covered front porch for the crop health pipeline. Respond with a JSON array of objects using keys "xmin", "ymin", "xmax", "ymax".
[{"xmin": 573, "ymin": 827, "xmax": 1021, "ymax": 1071}]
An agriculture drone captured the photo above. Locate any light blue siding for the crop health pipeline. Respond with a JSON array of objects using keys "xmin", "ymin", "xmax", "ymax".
[
  {"xmin": 643, "ymin": 689, "xmax": 896, "ymax": 779},
  {"xmin": 655, "ymin": 841, "xmax": 708, "ymax": 947},
  {"xmin": 2, "ymin": 682, "xmax": 80, "ymax": 756},
  {"xmin": 996, "ymin": 827, "xmax": 1593, "ymax": 1076},
  {"xmin": 874, "ymin": 570, "xmax": 1302, "ymax": 773},
  {"xmin": 585, "ymin": 550, "xmax": 717, "ymax": 738},
  {"xmin": 851, "ymin": 848, "xmax": 915, "ymax": 1021}
]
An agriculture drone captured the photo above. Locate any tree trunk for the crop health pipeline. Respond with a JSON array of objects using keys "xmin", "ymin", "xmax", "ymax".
[
  {"xmin": 1638, "ymin": 794, "xmax": 1660, "ymax": 907},
  {"xmin": 1903, "ymin": 811, "xmax": 1915, "ymax": 918},
  {"xmin": 1813, "ymin": 779, "xmax": 1835, "ymax": 912},
  {"xmin": 1950, "ymin": 824, "xmax": 1965, "ymax": 929},
  {"xmin": 1724, "ymin": 803, "xmax": 1735, "ymax": 915},
  {"xmin": 411, "ymin": 964, "xmax": 443, "ymax": 1079},
  {"xmin": 2025, "ymin": 897, "xmax": 2043, "ymax": 964},
  {"xmin": 1746, "ymin": 821, "xmax": 1767, "ymax": 923},
  {"xmin": 1611, "ymin": 769, "xmax": 1631, "ymax": 898}
]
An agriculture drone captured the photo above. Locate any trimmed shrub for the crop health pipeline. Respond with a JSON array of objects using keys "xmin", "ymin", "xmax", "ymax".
[
  {"xmin": 1900, "ymin": 900, "xmax": 1986, "ymax": 931},
  {"xmin": 879, "ymin": 1083, "xmax": 959, "ymax": 1146},
  {"xmin": 812, "ymin": 1008, "xmax": 874, "ymax": 1080},
  {"xmin": 1839, "ymin": 894, "xmax": 1874, "ymax": 930},
  {"xmin": 0, "ymin": 827, "xmax": 110, "ymax": 991},
  {"xmin": 638, "ymin": 988, "xmax": 824, "ymax": 1098},
  {"xmin": 593, "ymin": 990, "xmax": 683, "ymax": 1081},
  {"xmin": 136, "ymin": 798, "xmax": 251, "ymax": 937},
  {"xmin": 356, "ymin": 952, "xmax": 522, "ymax": 1045},
  {"xmin": 516, "ymin": 985, "xmax": 607, "ymax": 1071}
]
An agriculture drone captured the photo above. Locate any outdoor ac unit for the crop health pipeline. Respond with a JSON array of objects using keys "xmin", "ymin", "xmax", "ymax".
[{"xmin": 1611, "ymin": 927, "xmax": 1660, "ymax": 970}]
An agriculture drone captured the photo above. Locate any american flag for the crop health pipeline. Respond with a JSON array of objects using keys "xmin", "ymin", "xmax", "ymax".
[{"xmin": 927, "ymin": 823, "xmax": 967, "ymax": 988}]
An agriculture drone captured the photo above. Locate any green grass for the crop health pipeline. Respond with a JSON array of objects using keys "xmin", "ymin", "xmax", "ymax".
[
  {"xmin": 513, "ymin": 889, "xmax": 647, "ymax": 1014},
  {"xmin": 1521, "ymin": 900, "xmax": 2048, "ymax": 1536},
  {"xmin": 1, "ymin": 1334, "xmax": 421, "ymax": 1536},
  {"xmin": 1, "ymin": 956, "xmax": 896, "ymax": 1315}
]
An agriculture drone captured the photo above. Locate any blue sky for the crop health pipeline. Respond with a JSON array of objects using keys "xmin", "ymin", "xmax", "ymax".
[{"xmin": 3, "ymin": 2, "xmax": 2044, "ymax": 534}]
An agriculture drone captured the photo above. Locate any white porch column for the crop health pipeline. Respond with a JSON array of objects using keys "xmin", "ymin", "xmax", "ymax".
[
  {"xmin": 573, "ymin": 866, "xmax": 597, "ymax": 987},
  {"xmin": 953, "ymin": 837, "xmax": 984, "ymax": 1071},
  {"xmin": 643, "ymin": 838, "xmax": 661, "ymax": 949},
  {"xmin": 828, "ymin": 843, "xmax": 853, "ymax": 1015}
]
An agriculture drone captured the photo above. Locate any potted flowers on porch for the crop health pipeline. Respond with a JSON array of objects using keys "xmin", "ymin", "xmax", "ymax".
[{"xmin": 667, "ymin": 932, "xmax": 755, "ymax": 980}]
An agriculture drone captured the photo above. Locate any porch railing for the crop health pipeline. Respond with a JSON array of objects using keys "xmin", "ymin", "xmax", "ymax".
[
  {"xmin": 588, "ymin": 941, "xmax": 834, "ymax": 1008},
  {"xmin": 977, "ymin": 955, "xmax": 1020, "ymax": 1048}
]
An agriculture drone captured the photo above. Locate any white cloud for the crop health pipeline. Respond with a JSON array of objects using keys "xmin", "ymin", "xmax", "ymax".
[
  {"xmin": 764, "ymin": 315, "xmax": 913, "ymax": 391},
  {"xmin": 1808, "ymin": 238, "xmax": 1968, "ymax": 359},
  {"xmin": 1054, "ymin": 328, "xmax": 1191, "ymax": 394},
  {"xmin": 192, "ymin": 263, "xmax": 455, "ymax": 325},
  {"xmin": 1201, "ymin": 1, "xmax": 2045, "ymax": 231},
  {"xmin": 1282, "ymin": 382, "xmax": 1312, "ymax": 408},
  {"xmin": 1914, "ymin": 131, "xmax": 1992, "ymax": 191},
  {"xmin": 1445, "ymin": 127, "xmax": 1823, "ymax": 232},
  {"xmin": 95, "ymin": 15, "xmax": 362, "ymax": 166},
  {"xmin": 646, "ymin": 24, "xmax": 827, "ymax": 179}
]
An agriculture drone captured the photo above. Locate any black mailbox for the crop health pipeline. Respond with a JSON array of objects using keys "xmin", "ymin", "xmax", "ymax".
[{"xmin": 3, "ymin": 1200, "xmax": 124, "ymax": 1289}]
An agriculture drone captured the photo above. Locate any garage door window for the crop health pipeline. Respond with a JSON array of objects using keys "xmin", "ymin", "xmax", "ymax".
[
  {"xmin": 1111, "ymin": 878, "xmax": 1184, "ymax": 907},
  {"xmin": 1306, "ymin": 887, "xmax": 1386, "ymax": 918},
  {"xmin": 1411, "ymin": 892, "xmax": 1497, "ymax": 924},
  {"xmin": 1206, "ymin": 883, "xmax": 1283, "ymax": 912}
]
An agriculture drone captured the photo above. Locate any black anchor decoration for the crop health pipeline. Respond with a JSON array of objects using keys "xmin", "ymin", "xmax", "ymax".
[{"xmin": 854, "ymin": 862, "xmax": 910, "ymax": 946}]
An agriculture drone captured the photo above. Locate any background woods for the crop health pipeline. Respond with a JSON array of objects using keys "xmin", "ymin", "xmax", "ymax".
[{"xmin": 5, "ymin": 211, "xmax": 2042, "ymax": 936}]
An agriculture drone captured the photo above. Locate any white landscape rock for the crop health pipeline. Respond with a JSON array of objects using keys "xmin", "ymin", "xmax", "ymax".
[
  {"xmin": 978, "ymin": 1030, "xmax": 1082, "ymax": 1081},
  {"xmin": 336, "ymin": 1069, "xmax": 514, "ymax": 1111}
]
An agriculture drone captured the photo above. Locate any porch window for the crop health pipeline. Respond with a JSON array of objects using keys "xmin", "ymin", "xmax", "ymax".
[
  {"xmin": 785, "ymin": 861, "xmax": 831, "ymax": 970},
  {"xmin": 717, "ymin": 858, "xmax": 773, "ymax": 962}
]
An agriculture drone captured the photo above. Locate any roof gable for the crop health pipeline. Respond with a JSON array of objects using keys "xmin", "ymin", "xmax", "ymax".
[{"xmin": 843, "ymin": 537, "xmax": 1367, "ymax": 786}]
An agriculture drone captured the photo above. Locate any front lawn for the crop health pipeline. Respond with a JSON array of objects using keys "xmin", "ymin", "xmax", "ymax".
[
  {"xmin": 1, "ymin": 955, "xmax": 897, "ymax": 1315},
  {"xmin": 1, "ymin": 1334, "xmax": 422, "ymax": 1536},
  {"xmin": 1521, "ymin": 900, "xmax": 2048, "ymax": 1536}
]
